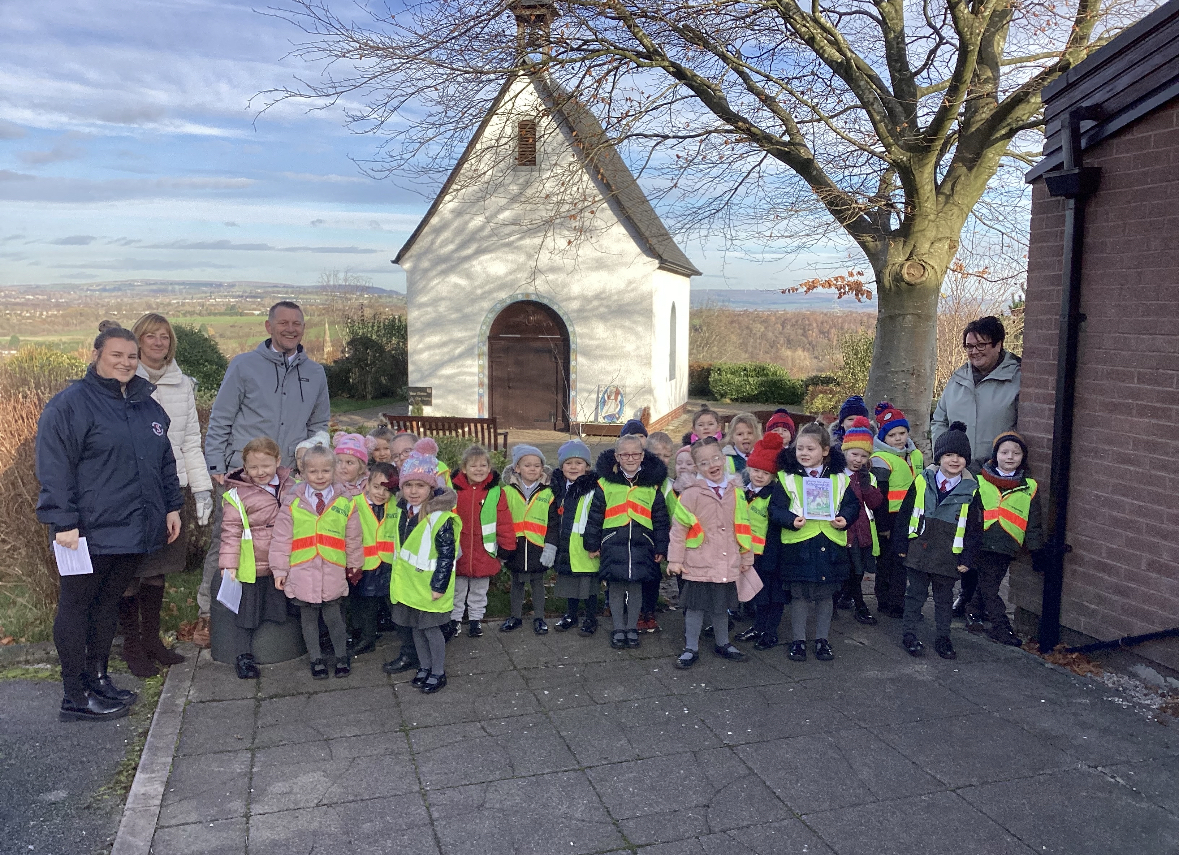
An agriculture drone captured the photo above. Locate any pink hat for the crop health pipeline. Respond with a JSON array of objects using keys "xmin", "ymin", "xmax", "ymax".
[
  {"xmin": 400, "ymin": 437, "xmax": 441, "ymax": 487},
  {"xmin": 333, "ymin": 432, "xmax": 368, "ymax": 463}
]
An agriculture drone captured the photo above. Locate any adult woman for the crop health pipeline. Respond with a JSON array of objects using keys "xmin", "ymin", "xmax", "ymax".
[
  {"xmin": 117, "ymin": 314, "xmax": 213, "ymax": 677},
  {"xmin": 36, "ymin": 322, "xmax": 184, "ymax": 722}
]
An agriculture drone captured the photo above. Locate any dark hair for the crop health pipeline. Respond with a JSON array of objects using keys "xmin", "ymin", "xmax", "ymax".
[
  {"xmin": 689, "ymin": 435, "xmax": 721, "ymax": 462},
  {"xmin": 962, "ymin": 316, "xmax": 1006, "ymax": 348},
  {"xmin": 94, "ymin": 320, "xmax": 137, "ymax": 355},
  {"xmin": 368, "ymin": 461, "xmax": 397, "ymax": 482},
  {"xmin": 796, "ymin": 421, "xmax": 831, "ymax": 451},
  {"xmin": 268, "ymin": 300, "xmax": 303, "ymax": 321},
  {"xmin": 691, "ymin": 406, "xmax": 721, "ymax": 431}
]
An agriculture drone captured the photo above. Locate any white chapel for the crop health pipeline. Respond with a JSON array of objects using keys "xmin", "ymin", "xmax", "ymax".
[{"xmin": 394, "ymin": 2, "xmax": 700, "ymax": 431}]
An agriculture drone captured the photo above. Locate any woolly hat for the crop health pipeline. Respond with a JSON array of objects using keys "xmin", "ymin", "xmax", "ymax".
[
  {"xmin": 991, "ymin": 430, "xmax": 1029, "ymax": 465},
  {"xmin": 746, "ymin": 432, "xmax": 783, "ymax": 473},
  {"xmin": 934, "ymin": 420, "xmax": 972, "ymax": 464},
  {"xmin": 296, "ymin": 431, "xmax": 331, "ymax": 455},
  {"xmin": 765, "ymin": 410, "xmax": 796, "ymax": 440},
  {"xmin": 511, "ymin": 444, "xmax": 546, "ymax": 468},
  {"xmin": 558, "ymin": 439, "xmax": 592, "ymax": 467},
  {"xmin": 332, "ymin": 432, "xmax": 368, "ymax": 463},
  {"xmin": 841, "ymin": 416, "xmax": 875, "ymax": 455},
  {"xmin": 875, "ymin": 402, "xmax": 910, "ymax": 441},
  {"xmin": 838, "ymin": 395, "xmax": 870, "ymax": 424},
  {"xmin": 400, "ymin": 437, "xmax": 441, "ymax": 487},
  {"xmin": 620, "ymin": 419, "xmax": 648, "ymax": 438}
]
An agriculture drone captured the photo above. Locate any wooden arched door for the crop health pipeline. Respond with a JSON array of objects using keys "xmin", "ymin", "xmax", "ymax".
[{"xmin": 488, "ymin": 300, "xmax": 570, "ymax": 430}]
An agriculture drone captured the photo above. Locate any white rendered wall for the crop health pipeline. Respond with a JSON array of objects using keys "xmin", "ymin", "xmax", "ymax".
[{"xmin": 649, "ymin": 268, "xmax": 691, "ymax": 422}]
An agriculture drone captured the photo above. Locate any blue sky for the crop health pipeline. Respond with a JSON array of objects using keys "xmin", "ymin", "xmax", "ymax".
[{"xmin": 0, "ymin": 0, "xmax": 849, "ymax": 294}]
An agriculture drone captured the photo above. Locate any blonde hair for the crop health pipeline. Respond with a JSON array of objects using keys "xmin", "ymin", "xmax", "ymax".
[
  {"xmin": 647, "ymin": 431, "xmax": 674, "ymax": 453},
  {"xmin": 242, "ymin": 436, "xmax": 281, "ymax": 464},
  {"xmin": 131, "ymin": 313, "xmax": 177, "ymax": 363},
  {"xmin": 725, "ymin": 412, "xmax": 763, "ymax": 447}
]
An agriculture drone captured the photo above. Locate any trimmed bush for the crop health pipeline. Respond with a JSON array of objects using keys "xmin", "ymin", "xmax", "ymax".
[
  {"xmin": 708, "ymin": 362, "xmax": 804, "ymax": 404},
  {"xmin": 174, "ymin": 324, "xmax": 228, "ymax": 403},
  {"xmin": 688, "ymin": 362, "xmax": 713, "ymax": 397},
  {"xmin": 431, "ymin": 435, "xmax": 508, "ymax": 474},
  {"xmin": 0, "ymin": 346, "xmax": 86, "ymax": 395}
]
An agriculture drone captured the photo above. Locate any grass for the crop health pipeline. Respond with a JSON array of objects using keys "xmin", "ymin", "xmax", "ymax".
[
  {"xmin": 0, "ymin": 585, "xmax": 55, "ymax": 645},
  {"xmin": 94, "ymin": 670, "xmax": 167, "ymax": 803},
  {"xmin": 0, "ymin": 663, "xmax": 60, "ymax": 681},
  {"xmin": 329, "ymin": 396, "xmax": 403, "ymax": 415}
]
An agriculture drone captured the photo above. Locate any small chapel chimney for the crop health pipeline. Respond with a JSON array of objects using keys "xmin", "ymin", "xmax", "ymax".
[{"xmin": 510, "ymin": 0, "xmax": 557, "ymax": 63}]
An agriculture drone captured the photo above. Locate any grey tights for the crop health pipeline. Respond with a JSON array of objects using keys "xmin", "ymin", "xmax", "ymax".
[
  {"xmin": 412, "ymin": 626, "xmax": 447, "ymax": 675},
  {"xmin": 791, "ymin": 596, "xmax": 833, "ymax": 642},
  {"xmin": 510, "ymin": 574, "xmax": 546, "ymax": 619},
  {"xmin": 299, "ymin": 600, "xmax": 347, "ymax": 662},
  {"xmin": 684, "ymin": 608, "xmax": 729, "ymax": 650},
  {"xmin": 608, "ymin": 582, "xmax": 643, "ymax": 632}
]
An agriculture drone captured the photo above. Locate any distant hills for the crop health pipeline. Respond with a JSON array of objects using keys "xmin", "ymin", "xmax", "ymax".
[
  {"xmin": 13, "ymin": 279, "xmax": 405, "ymax": 298},
  {"xmin": 691, "ymin": 288, "xmax": 876, "ymax": 312}
]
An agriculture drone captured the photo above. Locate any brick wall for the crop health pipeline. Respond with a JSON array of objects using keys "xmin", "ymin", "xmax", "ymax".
[{"xmin": 1018, "ymin": 100, "xmax": 1179, "ymax": 669}]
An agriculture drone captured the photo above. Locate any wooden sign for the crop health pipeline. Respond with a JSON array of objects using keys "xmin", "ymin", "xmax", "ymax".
[{"xmin": 407, "ymin": 386, "xmax": 433, "ymax": 407}]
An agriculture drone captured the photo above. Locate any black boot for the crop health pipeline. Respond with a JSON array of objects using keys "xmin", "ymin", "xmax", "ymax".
[
  {"xmin": 82, "ymin": 662, "xmax": 137, "ymax": 706},
  {"xmin": 139, "ymin": 583, "xmax": 185, "ymax": 666},
  {"xmin": 117, "ymin": 596, "xmax": 158, "ymax": 679},
  {"xmin": 60, "ymin": 692, "xmax": 129, "ymax": 722}
]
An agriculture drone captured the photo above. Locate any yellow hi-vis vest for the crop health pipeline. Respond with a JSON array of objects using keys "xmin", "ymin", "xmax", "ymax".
[
  {"xmin": 222, "ymin": 489, "xmax": 258, "ymax": 583},
  {"xmin": 355, "ymin": 499, "xmax": 400, "ymax": 570},
  {"xmin": 568, "ymin": 492, "xmax": 601, "ymax": 574},
  {"xmin": 677, "ymin": 487, "xmax": 753, "ymax": 553},
  {"xmin": 601, "ymin": 481, "xmax": 656, "ymax": 530},
  {"xmin": 745, "ymin": 490, "xmax": 770, "ymax": 556},
  {"xmin": 857, "ymin": 472, "xmax": 882, "ymax": 557},
  {"xmin": 977, "ymin": 477, "xmax": 1037, "ymax": 546},
  {"xmin": 872, "ymin": 447, "xmax": 924, "ymax": 513},
  {"xmin": 289, "ymin": 494, "xmax": 352, "ymax": 567},
  {"xmin": 481, "ymin": 485, "xmax": 502, "ymax": 556},
  {"xmin": 777, "ymin": 472, "xmax": 851, "ymax": 547},
  {"xmin": 390, "ymin": 511, "xmax": 461, "ymax": 613},
  {"xmin": 908, "ymin": 474, "xmax": 972, "ymax": 554},
  {"xmin": 504, "ymin": 485, "xmax": 553, "ymax": 546}
]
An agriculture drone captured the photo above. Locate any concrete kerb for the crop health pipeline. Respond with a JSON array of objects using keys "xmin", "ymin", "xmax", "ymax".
[{"xmin": 110, "ymin": 646, "xmax": 199, "ymax": 855}]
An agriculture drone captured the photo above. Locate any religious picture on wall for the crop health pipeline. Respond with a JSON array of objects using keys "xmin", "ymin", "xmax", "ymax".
[
  {"xmin": 801, "ymin": 477, "xmax": 836, "ymax": 521},
  {"xmin": 597, "ymin": 385, "xmax": 625, "ymax": 424}
]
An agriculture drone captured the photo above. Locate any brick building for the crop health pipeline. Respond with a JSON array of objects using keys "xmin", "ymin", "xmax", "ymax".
[{"xmin": 1017, "ymin": 0, "xmax": 1179, "ymax": 669}]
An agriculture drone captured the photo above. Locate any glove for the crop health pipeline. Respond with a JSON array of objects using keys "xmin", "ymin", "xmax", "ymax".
[
  {"xmin": 540, "ymin": 543, "xmax": 557, "ymax": 568},
  {"xmin": 194, "ymin": 491, "xmax": 213, "ymax": 526}
]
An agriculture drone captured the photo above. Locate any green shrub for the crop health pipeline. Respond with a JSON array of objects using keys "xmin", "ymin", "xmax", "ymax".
[
  {"xmin": 709, "ymin": 362, "xmax": 804, "ymax": 404},
  {"xmin": 430, "ymin": 435, "xmax": 507, "ymax": 474},
  {"xmin": 0, "ymin": 346, "xmax": 86, "ymax": 395},
  {"xmin": 174, "ymin": 324, "xmax": 228, "ymax": 403},
  {"xmin": 802, "ymin": 373, "xmax": 838, "ymax": 393},
  {"xmin": 688, "ymin": 362, "xmax": 713, "ymax": 397},
  {"xmin": 328, "ymin": 310, "xmax": 408, "ymax": 401}
]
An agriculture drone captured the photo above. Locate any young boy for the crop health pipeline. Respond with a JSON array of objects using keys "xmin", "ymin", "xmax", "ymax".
[
  {"xmin": 971, "ymin": 431, "xmax": 1044, "ymax": 646},
  {"xmin": 870, "ymin": 403, "xmax": 924, "ymax": 618},
  {"xmin": 837, "ymin": 417, "xmax": 884, "ymax": 625},
  {"xmin": 349, "ymin": 462, "xmax": 400, "ymax": 656},
  {"xmin": 893, "ymin": 421, "xmax": 983, "ymax": 660},
  {"xmin": 542, "ymin": 440, "xmax": 601, "ymax": 635},
  {"xmin": 832, "ymin": 395, "xmax": 870, "ymax": 447},
  {"xmin": 501, "ymin": 445, "xmax": 554, "ymax": 634},
  {"xmin": 735, "ymin": 432, "xmax": 785, "ymax": 649}
]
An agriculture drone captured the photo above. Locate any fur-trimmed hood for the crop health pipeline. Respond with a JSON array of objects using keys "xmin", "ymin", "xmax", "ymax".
[
  {"xmin": 501, "ymin": 462, "xmax": 553, "ymax": 492},
  {"xmin": 399, "ymin": 487, "xmax": 459, "ymax": 515},
  {"xmin": 551, "ymin": 471, "xmax": 599, "ymax": 504},
  {"xmin": 872, "ymin": 435, "xmax": 918, "ymax": 457},
  {"xmin": 776, "ymin": 444, "xmax": 848, "ymax": 477},
  {"xmin": 595, "ymin": 449, "xmax": 668, "ymax": 487},
  {"xmin": 453, "ymin": 469, "xmax": 502, "ymax": 492}
]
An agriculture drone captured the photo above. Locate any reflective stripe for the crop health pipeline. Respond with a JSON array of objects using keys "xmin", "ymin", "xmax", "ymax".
[
  {"xmin": 678, "ymin": 489, "xmax": 753, "ymax": 553},
  {"xmin": 289, "ymin": 496, "xmax": 351, "ymax": 567},
  {"xmin": 223, "ymin": 489, "xmax": 257, "ymax": 583},
  {"xmin": 908, "ymin": 474, "xmax": 972, "ymax": 555},
  {"xmin": 777, "ymin": 472, "xmax": 850, "ymax": 547},
  {"xmin": 504, "ymin": 486, "xmax": 553, "ymax": 546},
  {"xmin": 568, "ymin": 493, "xmax": 599, "ymax": 574},
  {"xmin": 601, "ymin": 482, "xmax": 656, "ymax": 531},
  {"xmin": 390, "ymin": 511, "xmax": 461, "ymax": 613},
  {"xmin": 873, "ymin": 448, "xmax": 923, "ymax": 513},
  {"xmin": 480, "ymin": 485, "xmax": 501, "ymax": 556}
]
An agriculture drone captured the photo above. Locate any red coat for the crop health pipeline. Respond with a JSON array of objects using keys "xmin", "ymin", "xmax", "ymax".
[{"xmin": 452, "ymin": 470, "xmax": 516, "ymax": 578}]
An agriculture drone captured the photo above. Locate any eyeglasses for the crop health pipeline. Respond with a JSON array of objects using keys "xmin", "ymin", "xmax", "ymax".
[
  {"xmin": 963, "ymin": 340, "xmax": 995, "ymax": 353},
  {"xmin": 618, "ymin": 453, "xmax": 644, "ymax": 460},
  {"xmin": 697, "ymin": 456, "xmax": 723, "ymax": 467}
]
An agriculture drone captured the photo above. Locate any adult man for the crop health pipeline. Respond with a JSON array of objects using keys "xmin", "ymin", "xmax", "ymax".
[
  {"xmin": 192, "ymin": 301, "xmax": 331, "ymax": 646},
  {"xmin": 931, "ymin": 316, "xmax": 1021, "ymax": 471}
]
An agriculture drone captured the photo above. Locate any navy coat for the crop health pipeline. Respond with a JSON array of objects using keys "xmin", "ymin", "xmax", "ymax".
[
  {"xmin": 545, "ymin": 472, "xmax": 601, "ymax": 576},
  {"xmin": 583, "ymin": 450, "xmax": 670, "ymax": 584},
  {"xmin": 36, "ymin": 367, "xmax": 184, "ymax": 555}
]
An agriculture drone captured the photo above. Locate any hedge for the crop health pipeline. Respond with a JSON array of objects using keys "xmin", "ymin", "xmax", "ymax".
[
  {"xmin": 708, "ymin": 362, "xmax": 804, "ymax": 404},
  {"xmin": 688, "ymin": 362, "xmax": 713, "ymax": 397}
]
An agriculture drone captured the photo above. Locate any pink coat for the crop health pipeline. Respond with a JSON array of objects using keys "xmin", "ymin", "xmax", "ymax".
[
  {"xmin": 268, "ymin": 482, "xmax": 364, "ymax": 603},
  {"xmin": 668, "ymin": 481, "xmax": 754, "ymax": 583},
  {"xmin": 219, "ymin": 466, "xmax": 296, "ymax": 578}
]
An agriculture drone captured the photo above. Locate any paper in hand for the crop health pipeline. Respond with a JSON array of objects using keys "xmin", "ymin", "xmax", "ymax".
[
  {"xmin": 54, "ymin": 537, "xmax": 94, "ymax": 576},
  {"xmin": 217, "ymin": 573, "xmax": 243, "ymax": 615}
]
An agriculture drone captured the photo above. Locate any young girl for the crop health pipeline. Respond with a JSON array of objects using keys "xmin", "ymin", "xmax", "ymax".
[
  {"xmin": 367, "ymin": 425, "xmax": 396, "ymax": 464},
  {"xmin": 542, "ymin": 440, "xmax": 601, "ymax": 635},
  {"xmin": 764, "ymin": 411, "xmax": 796, "ymax": 445},
  {"xmin": 667, "ymin": 437, "xmax": 756, "ymax": 668},
  {"xmin": 349, "ymin": 462, "xmax": 400, "ymax": 656},
  {"xmin": 500, "ymin": 445, "xmax": 554, "ymax": 634},
  {"xmin": 870, "ymin": 403, "xmax": 924, "ymax": 618},
  {"xmin": 723, "ymin": 413, "xmax": 762, "ymax": 475},
  {"xmin": 293, "ymin": 431, "xmax": 331, "ymax": 482},
  {"xmin": 893, "ymin": 422, "xmax": 983, "ymax": 660},
  {"xmin": 831, "ymin": 395, "xmax": 870, "ymax": 447},
  {"xmin": 390, "ymin": 440, "xmax": 460, "ymax": 694},
  {"xmin": 269, "ymin": 444, "xmax": 363, "ymax": 680},
  {"xmin": 836, "ymin": 417, "xmax": 884, "ymax": 625},
  {"xmin": 681, "ymin": 406, "xmax": 724, "ymax": 447},
  {"xmin": 970, "ymin": 431, "xmax": 1044, "ymax": 646},
  {"xmin": 584, "ymin": 435, "xmax": 670, "ymax": 649},
  {"xmin": 770, "ymin": 422, "xmax": 860, "ymax": 662},
  {"xmin": 219, "ymin": 437, "xmax": 296, "ymax": 679},
  {"xmin": 452, "ymin": 444, "xmax": 516, "ymax": 638},
  {"xmin": 735, "ymin": 432, "xmax": 785, "ymax": 649},
  {"xmin": 333, "ymin": 432, "xmax": 369, "ymax": 497}
]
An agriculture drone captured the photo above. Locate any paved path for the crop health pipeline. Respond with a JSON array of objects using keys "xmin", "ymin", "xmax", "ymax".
[{"xmin": 149, "ymin": 608, "xmax": 1179, "ymax": 855}]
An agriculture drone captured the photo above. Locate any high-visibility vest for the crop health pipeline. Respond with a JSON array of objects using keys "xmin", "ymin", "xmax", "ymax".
[
  {"xmin": 480, "ymin": 485, "xmax": 503, "ymax": 556},
  {"xmin": 745, "ymin": 490, "xmax": 770, "ymax": 556},
  {"xmin": 662, "ymin": 479, "xmax": 680, "ymax": 519},
  {"xmin": 222, "ymin": 488, "xmax": 258, "ymax": 583},
  {"xmin": 390, "ymin": 511, "xmax": 461, "ymax": 612},
  {"xmin": 908, "ymin": 474, "xmax": 974, "ymax": 554},
  {"xmin": 568, "ymin": 492, "xmax": 600, "ymax": 574},
  {"xmin": 849, "ymin": 472, "xmax": 882, "ymax": 557},
  {"xmin": 289, "ymin": 494, "xmax": 352, "ymax": 567},
  {"xmin": 777, "ymin": 472, "xmax": 851, "ymax": 547},
  {"xmin": 601, "ymin": 481, "xmax": 656, "ymax": 530},
  {"xmin": 872, "ymin": 447, "xmax": 924, "ymax": 513},
  {"xmin": 355, "ymin": 498, "xmax": 400, "ymax": 571},
  {"xmin": 504, "ymin": 485, "xmax": 553, "ymax": 546},
  {"xmin": 977, "ymin": 477, "xmax": 1037, "ymax": 546},
  {"xmin": 674, "ymin": 488, "xmax": 753, "ymax": 553}
]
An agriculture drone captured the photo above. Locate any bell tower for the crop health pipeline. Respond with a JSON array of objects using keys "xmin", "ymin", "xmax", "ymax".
[{"xmin": 510, "ymin": 0, "xmax": 557, "ymax": 63}]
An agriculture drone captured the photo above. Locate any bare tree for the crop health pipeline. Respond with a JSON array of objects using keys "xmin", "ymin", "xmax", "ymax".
[{"xmin": 264, "ymin": 0, "xmax": 1149, "ymax": 438}]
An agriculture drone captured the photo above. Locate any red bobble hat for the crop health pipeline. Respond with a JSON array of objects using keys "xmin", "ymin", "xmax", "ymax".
[
  {"xmin": 764, "ymin": 410, "xmax": 796, "ymax": 440},
  {"xmin": 745, "ymin": 432, "xmax": 784, "ymax": 473}
]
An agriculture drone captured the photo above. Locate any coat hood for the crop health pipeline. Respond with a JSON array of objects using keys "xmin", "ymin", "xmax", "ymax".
[
  {"xmin": 255, "ymin": 339, "xmax": 310, "ymax": 368},
  {"xmin": 502, "ymin": 463, "xmax": 553, "ymax": 492},
  {"xmin": 949, "ymin": 349, "xmax": 1021, "ymax": 388},
  {"xmin": 135, "ymin": 358, "xmax": 188, "ymax": 386},
  {"xmin": 424, "ymin": 487, "xmax": 458, "ymax": 515},
  {"xmin": 225, "ymin": 465, "xmax": 294, "ymax": 492},
  {"xmin": 595, "ymin": 449, "xmax": 668, "ymax": 487},
  {"xmin": 872, "ymin": 435, "xmax": 918, "ymax": 457},
  {"xmin": 453, "ymin": 469, "xmax": 502, "ymax": 492},
  {"xmin": 552, "ymin": 471, "xmax": 599, "ymax": 502},
  {"xmin": 776, "ymin": 443, "xmax": 848, "ymax": 477}
]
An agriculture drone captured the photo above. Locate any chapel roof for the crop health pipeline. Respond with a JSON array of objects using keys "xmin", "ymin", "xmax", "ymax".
[{"xmin": 394, "ymin": 73, "xmax": 702, "ymax": 278}]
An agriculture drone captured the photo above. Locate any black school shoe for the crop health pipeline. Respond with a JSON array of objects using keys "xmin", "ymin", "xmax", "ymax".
[
  {"xmin": 82, "ymin": 669, "xmax": 137, "ymax": 705},
  {"xmin": 734, "ymin": 626, "xmax": 761, "ymax": 643},
  {"xmin": 610, "ymin": 631, "xmax": 626, "ymax": 649},
  {"xmin": 59, "ymin": 692, "xmax": 129, "ymax": 723},
  {"xmin": 349, "ymin": 639, "xmax": 376, "ymax": 657},
  {"xmin": 853, "ymin": 604, "xmax": 878, "ymax": 626},
  {"xmin": 934, "ymin": 636, "xmax": 957, "ymax": 659},
  {"xmin": 625, "ymin": 631, "xmax": 640, "ymax": 649},
  {"xmin": 754, "ymin": 633, "xmax": 779, "ymax": 651},
  {"xmin": 903, "ymin": 634, "xmax": 925, "ymax": 657},
  {"xmin": 442, "ymin": 620, "xmax": 458, "ymax": 642},
  {"xmin": 334, "ymin": 657, "xmax": 351, "ymax": 678},
  {"xmin": 814, "ymin": 639, "xmax": 834, "ymax": 661},
  {"xmin": 468, "ymin": 620, "xmax": 484, "ymax": 638},
  {"xmin": 421, "ymin": 673, "xmax": 447, "ymax": 694},
  {"xmin": 235, "ymin": 654, "xmax": 260, "ymax": 680},
  {"xmin": 788, "ymin": 641, "xmax": 807, "ymax": 661},
  {"xmin": 500, "ymin": 617, "xmax": 523, "ymax": 632},
  {"xmin": 533, "ymin": 617, "xmax": 549, "ymax": 635},
  {"xmin": 714, "ymin": 643, "xmax": 746, "ymax": 661},
  {"xmin": 554, "ymin": 614, "xmax": 577, "ymax": 632},
  {"xmin": 989, "ymin": 626, "xmax": 1023, "ymax": 647},
  {"xmin": 382, "ymin": 653, "xmax": 417, "ymax": 674},
  {"xmin": 675, "ymin": 648, "xmax": 699, "ymax": 669},
  {"xmin": 411, "ymin": 668, "xmax": 430, "ymax": 687},
  {"xmin": 310, "ymin": 659, "xmax": 330, "ymax": 680},
  {"xmin": 579, "ymin": 617, "xmax": 598, "ymax": 636}
]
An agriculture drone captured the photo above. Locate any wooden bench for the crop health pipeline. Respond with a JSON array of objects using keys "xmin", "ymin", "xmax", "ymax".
[{"xmin": 382, "ymin": 415, "xmax": 509, "ymax": 451}]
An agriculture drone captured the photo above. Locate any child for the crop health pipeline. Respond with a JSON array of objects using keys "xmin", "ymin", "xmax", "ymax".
[
  {"xmin": 390, "ymin": 440, "xmax": 460, "ymax": 693},
  {"xmin": 723, "ymin": 413, "xmax": 762, "ymax": 475},
  {"xmin": 620, "ymin": 419, "xmax": 649, "ymax": 445},
  {"xmin": 893, "ymin": 421, "xmax": 983, "ymax": 659},
  {"xmin": 639, "ymin": 432, "xmax": 677, "ymax": 632},
  {"xmin": 584, "ymin": 435, "xmax": 670, "ymax": 649},
  {"xmin": 667, "ymin": 437, "xmax": 756, "ymax": 668},
  {"xmin": 293, "ymin": 431, "xmax": 331, "ymax": 482},
  {"xmin": 770, "ymin": 422, "xmax": 860, "ymax": 662},
  {"xmin": 831, "ymin": 395, "xmax": 870, "ymax": 447},
  {"xmin": 500, "ymin": 445, "xmax": 554, "ymax": 634},
  {"xmin": 835, "ymin": 417, "xmax": 884, "ymax": 624},
  {"xmin": 348, "ymin": 462, "xmax": 400, "ymax": 656},
  {"xmin": 870, "ymin": 403, "xmax": 924, "ymax": 618},
  {"xmin": 764, "ymin": 410, "xmax": 796, "ymax": 445},
  {"xmin": 333, "ymin": 432, "xmax": 369, "ymax": 497},
  {"xmin": 542, "ymin": 440, "xmax": 601, "ymax": 635},
  {"xmin": 219, "ymin": 437, "xmax": 296, "ymax": 679},
  {"xmin": 734, "ymin": 432, "xmax": 785, "ymax": 649},
  {"xmin": 970, "ymin": 431, "xmax": 1044, "ymax": 646},
  {"xmin": 674, "ymin": 444, "xmax": 696, "ymax": 483},
  {"xmin": 269, "ymin": 444, "xmax": 363, "ymax": 680},
  {"xmin": 681, "ymin": 405, "xmax": 724, "ymax": 447},
  {"xmin": 452, "ymin": 444, "xmax": 516, "ymax": 638},
  {"xmin": 367, "ymin": 425, "xmax": 396, "ymax": 464}
]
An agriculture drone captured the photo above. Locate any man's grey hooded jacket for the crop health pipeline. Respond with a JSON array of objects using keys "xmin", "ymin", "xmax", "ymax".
[
  {"xmin": 931, "ymin": 350, "xmax": 1021, "ymax": 469},
  {"xmin": 205, "ymin": 340, "xmax": 330, "ymax": 474}
]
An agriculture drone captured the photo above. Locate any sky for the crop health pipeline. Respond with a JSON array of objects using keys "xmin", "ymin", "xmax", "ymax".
[{"xmin": 0, "ymin": 0, "xmax": 849, "ymax": 294}]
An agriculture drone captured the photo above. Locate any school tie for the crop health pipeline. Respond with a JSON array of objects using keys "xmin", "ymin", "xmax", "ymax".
[
  {"xmin": 809, "ymin": 469, "xmax": 820, "ymax": 478},
  {"xmin": 314, "ymin": 492, "xmax": 326, "ymax": 515},
  {"xmin": 712, "ymin": 485, "xmax": 723, "ymax": 500}
]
